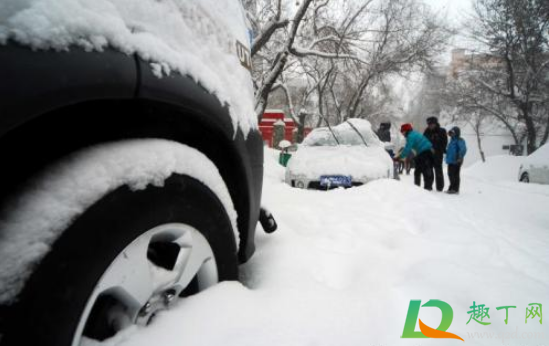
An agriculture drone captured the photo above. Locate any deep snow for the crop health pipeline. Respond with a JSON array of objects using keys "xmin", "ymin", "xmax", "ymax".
[
  {"xmin": 466, "ymin": 155, "xmax": 524, "ymax": 182},
  {"xmin": 104, "ymin": 150, "xmax": 549, "ymax": 346}
]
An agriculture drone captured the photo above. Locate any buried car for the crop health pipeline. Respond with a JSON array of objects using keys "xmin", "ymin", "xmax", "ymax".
[
  {"xmin": 285, "ymin": 119, "xmax": 393, "ymax": 189},
  {"xmin": 519, "ymin": 143, "xmax": 549, "ymax": 184}
]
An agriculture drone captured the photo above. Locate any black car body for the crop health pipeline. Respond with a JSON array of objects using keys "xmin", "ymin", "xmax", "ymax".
[{"xmin": 0, "ymin": 42, "xmax": 263, "ymax": 262}]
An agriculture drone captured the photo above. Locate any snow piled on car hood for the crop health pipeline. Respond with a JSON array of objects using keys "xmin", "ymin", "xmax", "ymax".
[
  {"xmin": 287, "ymin": 145, "xmax": 393, "ymax": 181},
  {"xmin": 0, "ymin": 0, "xmax": 256, "ymax": 135},
  {"xmin": 0, "ymin": 140, "xmax": 237, "ymax": 304}
]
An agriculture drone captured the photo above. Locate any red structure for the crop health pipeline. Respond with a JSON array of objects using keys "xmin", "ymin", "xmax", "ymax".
[{"xmin": 259, "ymin": 109, "xmax": 311, "ymax": 147}]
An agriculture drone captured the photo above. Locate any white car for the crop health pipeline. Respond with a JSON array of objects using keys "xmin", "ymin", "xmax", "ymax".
[
  {"xmin": 519, "ymin": 143, "xmax": 549, "ymax": 184},
  {"xmin": 285, "ymin": 119, "xmax": 393, "ymax": 189}
]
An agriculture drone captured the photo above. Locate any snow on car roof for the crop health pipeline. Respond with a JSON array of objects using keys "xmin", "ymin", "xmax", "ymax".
[
  {"xmin": 303, "ymin": 119, "xmax": 382, "ymax": 147},
  {"xmin": 525, "ymin": 143, "xmax": 549, "ymax": 165},
  {"xmin": 0, "ymin": 0, "xmax": 256, "ymax": 135}
]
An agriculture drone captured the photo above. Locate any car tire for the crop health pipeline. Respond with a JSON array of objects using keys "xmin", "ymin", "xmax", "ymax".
[
  {"xmin": 520, "ymin": 172, "xmax": 529, "ymax": 183},
  {"xmin": 1, "ymin": 174, "xmax": 238, "ymax": 346}
]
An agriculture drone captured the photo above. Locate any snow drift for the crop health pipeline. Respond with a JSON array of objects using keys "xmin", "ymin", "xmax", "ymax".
[
  {"xmin": 465, "ymin": 155, "xmax": 524, "ymax": 182},
  {"xmin": 100, "ymin": 146, "xmax": 549, "ymax": 346}
]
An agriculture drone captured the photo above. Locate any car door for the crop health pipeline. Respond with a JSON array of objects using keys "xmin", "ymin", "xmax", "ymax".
[
  {"xmin": 529, "ymin": 162, "xmax": 541, "ymax": 183},
  {"xmin": 529, "ymin": 144, "xmax": 549, "ymax": 184},
  {"xmin": 538, "ymin": 163, "xmax": 549, "ymax": 184}
]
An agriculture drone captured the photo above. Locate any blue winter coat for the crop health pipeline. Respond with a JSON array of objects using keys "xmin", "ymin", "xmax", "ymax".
[
  {"xmin": 399, "ymin": 130, "xmax": 433, "ymax": 159},
  {"xmin": 446, "ymin": 137, "xmax": 467, "ymax": 164}
]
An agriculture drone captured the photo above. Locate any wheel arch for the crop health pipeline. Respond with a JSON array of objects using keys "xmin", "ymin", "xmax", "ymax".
[{"xmin": 0, "ymin": 98, "xmax": 262, "ymax": 262}]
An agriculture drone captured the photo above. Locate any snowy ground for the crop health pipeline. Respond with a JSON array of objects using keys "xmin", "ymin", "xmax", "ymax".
[{"xmin": 116, "ymin": 149, "xmax": 549, "ymax": 346}]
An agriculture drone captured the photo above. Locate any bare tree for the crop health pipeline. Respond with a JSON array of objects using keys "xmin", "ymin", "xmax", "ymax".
[
  {"xmin": 444, "ymin": 71, "xmax": 525, "ymax": 147},
  {"xmin": 466, "ymin": 0, "xmax": 549, "ymax": 153},
  {"xmin": 247, "ymin": 0, "xmax": 317, "ymax": 121},
  {"xmin": 291, "ymin": 0, "xmax": 449, "ymax": 126},
  {"xmin": 246, "ymin": 0, "xmax": 450, "ymax": 139}
]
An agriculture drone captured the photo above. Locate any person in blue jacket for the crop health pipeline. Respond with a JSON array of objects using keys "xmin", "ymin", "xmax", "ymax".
[
  {"xmin": 445, "ymin": 126, "xmax": 467, "ymax": 194},
  {"xmin": 397, "ymin": 123, "xmax": 434, "ymax": 190}
]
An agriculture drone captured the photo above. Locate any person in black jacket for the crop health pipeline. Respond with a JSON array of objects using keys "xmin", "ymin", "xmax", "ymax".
[
  {"xmin": 376, "ymin": 122, "xmax": 392, "ymax": 143},
  {"xmin": 423, "ymin": 116, "xmax": 447, "ymax": 191}
]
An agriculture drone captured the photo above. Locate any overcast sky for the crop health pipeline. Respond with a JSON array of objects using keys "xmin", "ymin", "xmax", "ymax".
[
  {"xmin": 422, "ymin": 0, "xmax": 482, "ymax": 62},
  {"xmin": 394, "ymin": 0, "xmax": 477, "ymax": 109},
  {"xmin": 423, "ymin": 0, "xmax": 472, "ymax": 22}
]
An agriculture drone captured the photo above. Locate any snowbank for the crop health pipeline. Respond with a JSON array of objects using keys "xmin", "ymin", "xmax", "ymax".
[
  {"xmin": 287, "ymin": 145, "xmax": 392, "ymax": 181},
  {"xmin": 0, "ymin": 140, "xmax": 237, "ymax": 304},
  {"xmin": 465, "ymin": 155, "xmax": 524, "ymax": 182},
  {"xmin": 263, "ymin": 147, "xmax": 286, "ymax": 183},
  {"xmin": 0, "ymin": 0, "xmax": 256, "ymax": 135},
  {"xmin": 109, "ymin": 169, "xmax": 549, "ymax": 346},
  {"xmin": 4, "ymin": 145, "xmax": 548, "ymax": 345}
]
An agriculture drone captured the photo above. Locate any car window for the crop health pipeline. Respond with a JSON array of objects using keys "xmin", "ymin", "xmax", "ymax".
[
  {"xmin": 302, "ymin": 120, "xmax": 381, "ymax": 147},
  {"xmin": 302, "ymin": 128, "xmax": 339, "ymax": 146}
]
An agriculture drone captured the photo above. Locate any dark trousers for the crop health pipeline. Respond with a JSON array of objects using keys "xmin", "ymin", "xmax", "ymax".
[
  {"xmin": 413, "ymin": 150, "xmax": 434, "ymax": 190},
  {"xmin": 448, "ymin": 163, "xmax": 462, "ymax": 192},
  {"xmin": 433, "ymin": 154, "xmax": 445, "ymax": 191}
]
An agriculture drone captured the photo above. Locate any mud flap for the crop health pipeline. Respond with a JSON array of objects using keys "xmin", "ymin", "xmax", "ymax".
[{"xmin": 259, "ymin": 208, "xmax": 277, "ymax": 234}]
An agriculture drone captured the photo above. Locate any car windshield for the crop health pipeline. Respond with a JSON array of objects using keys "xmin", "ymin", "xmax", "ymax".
[
  {"xmin": 302, "ymin": 128, "xmax": 339, "ymax": 146},
  {"xmin": 302, "ymin": 119, "xmax": 381, "ymax": 147}
]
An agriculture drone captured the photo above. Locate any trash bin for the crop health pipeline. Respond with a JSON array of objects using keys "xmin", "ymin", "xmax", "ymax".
[{"xmin": 279, "ymin": 152, "xmax": 292, "ymax": 167}]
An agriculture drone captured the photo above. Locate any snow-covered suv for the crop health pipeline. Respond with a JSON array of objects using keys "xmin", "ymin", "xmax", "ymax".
[{"xmin": 0, "ymin": 1, "xmax": 272, "ymax": 345}]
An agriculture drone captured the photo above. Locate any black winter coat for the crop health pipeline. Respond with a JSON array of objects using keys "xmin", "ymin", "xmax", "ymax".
[
  {"xmin": 376, "ymin": 127, "xmax": 391, "ymax": 143},
  {"xmin": 424, "ymin": 125, "xmax": 448, "ymax": 156}
]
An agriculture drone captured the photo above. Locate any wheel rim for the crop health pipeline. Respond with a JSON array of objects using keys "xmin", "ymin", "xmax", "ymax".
[{"xmin": 71, "ymin": 223, "xmax": 218, "ymax": 346}]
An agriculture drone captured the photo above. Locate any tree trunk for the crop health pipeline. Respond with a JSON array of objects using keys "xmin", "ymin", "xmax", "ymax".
[
  {"xmin": 253, "ymin": 0, "xmax": 314, "ymax": 122},
  {"xmin": 476, "ymin": 132, "xmax": 486, "ymax": 163},
  {"xmin": 522, "ymin": 106, "xmax": 538, "ymax": 154},
  {"xmin": 255, "ymin": 51, "xmax": 288, "ymax": 121},
  {"xmin": 474, "ymin": 121, "xmax": 486, "ymax": 162},
  {"xmin": 540, "ymin": 113, "xmax": 549, "ymax": 146},
  {"xmin": 295, "ymin": 113, "xmax": 308, "ymax": 143},
  {"xmin": 272, "ymin": 121, "xmax": 286, "ymax": 149}
]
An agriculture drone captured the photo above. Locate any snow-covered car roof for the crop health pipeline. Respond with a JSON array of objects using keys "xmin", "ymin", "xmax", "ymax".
[
  {"xmin": 0, "ymin": 0, "xmax": 256, "ymax": 135},
  {"xmin": 303, "ymin": 119, "xmax": 382, "ymax": 147}
]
